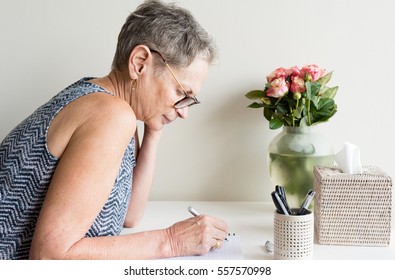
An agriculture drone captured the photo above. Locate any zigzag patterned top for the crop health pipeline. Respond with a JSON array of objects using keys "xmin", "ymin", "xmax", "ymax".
[{"xmin": 0, "ymin": 78, "xmax": 136, "ymax": 259}]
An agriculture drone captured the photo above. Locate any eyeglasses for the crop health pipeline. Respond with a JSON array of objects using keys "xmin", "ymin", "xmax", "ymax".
[{"xmin": 149, "ymin": 49, "xmax": 200, "ymax": 109}]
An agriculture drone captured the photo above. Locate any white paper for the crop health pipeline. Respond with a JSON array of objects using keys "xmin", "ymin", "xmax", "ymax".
[{"xmin": 335, "ymin": 142, "xmax": 362, "ymax": 174}]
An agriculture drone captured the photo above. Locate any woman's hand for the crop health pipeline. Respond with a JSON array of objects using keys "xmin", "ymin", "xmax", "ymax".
[
  {"xmin": 142, "ymin": 123, "xmax": 163, "ymax": 140},
  {"xmin": 165, "ymin": 215, "xmax": 229, "ymax": 257}
]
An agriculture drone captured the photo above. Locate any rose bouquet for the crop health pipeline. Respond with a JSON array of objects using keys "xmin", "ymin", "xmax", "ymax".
[{"xmin": 245, "ymin": 64, "xmax": 338, "ymax": 129}]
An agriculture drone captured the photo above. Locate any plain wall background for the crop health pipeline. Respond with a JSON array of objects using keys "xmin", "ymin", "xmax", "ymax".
[{"xmin": 1, "ymin": 0, "xmax": 394, "ymax": 202}]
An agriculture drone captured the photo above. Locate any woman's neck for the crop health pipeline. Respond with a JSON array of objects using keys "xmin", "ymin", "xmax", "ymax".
[{"xmin": 91, "ymin": 70, "xmax": 134, "ymax": 107}]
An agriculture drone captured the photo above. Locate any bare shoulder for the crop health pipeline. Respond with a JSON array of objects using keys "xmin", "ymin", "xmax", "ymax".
[
  {"xmin": 83, "ymin": 92, "xmax": 136, "ymax": 129},
  {"xmin": 48, "ymin": 92, "xmax": 137, "ymax": 158},
  {"xmin": 72, "ymin": 92, "xmax": 137, "ymax": 147}
]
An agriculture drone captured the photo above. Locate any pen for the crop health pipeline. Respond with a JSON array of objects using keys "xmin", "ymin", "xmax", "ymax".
[
  {"xmin": 187, "ymin": 206, "xmax": 200, "ymax": 217},
  {"xmin": 271, "ymin": 191, "xmax": 290, "ymax": 215},
  {"xmin": 275, "ymin": 185, "xmax": 292, "ymax": 215},
  {"xmin": 297, "ymin": 190, "xmax": 315, "ymax": 215},
  {"xmin": 275, "ymin": 185, "xmax": 287, "ymax": 203},
  {"xmin": 187, "ymin": 206, "xmax": 229, "ymax": 241}
]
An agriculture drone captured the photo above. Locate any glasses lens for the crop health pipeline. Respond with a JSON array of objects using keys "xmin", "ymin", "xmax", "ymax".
[{"xmin": 174, "ymin": 97, "xmax": 200, "ymax": 109}]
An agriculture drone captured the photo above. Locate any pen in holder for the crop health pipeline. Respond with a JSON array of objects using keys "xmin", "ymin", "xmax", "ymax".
[{"xmin": 273, "ymin": 208, "xmax": 314, "ymax": 260}]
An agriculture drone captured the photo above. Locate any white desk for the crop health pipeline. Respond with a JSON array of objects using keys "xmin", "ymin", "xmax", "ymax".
[{"xmin": 121, "ymin": 201, "xmax": 395, "ymax": 260}]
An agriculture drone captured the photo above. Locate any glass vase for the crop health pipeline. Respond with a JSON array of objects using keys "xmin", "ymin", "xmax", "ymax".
[{"xmin": 268, "ymin": 126, "xmax": 334, "ymax": 207}]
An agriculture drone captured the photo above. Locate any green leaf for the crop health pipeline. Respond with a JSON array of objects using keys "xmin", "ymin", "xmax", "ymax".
[
  {"xmin": 247, "ymin": 102, "xmax": 264, "ymax": 108},
  {"xmin": 316, "ymin": 71, "xmax": 333, "ymax": 87},
  {"xmin": 320, "ymin": 86, "xmax": 338, "ymax": 99},
  {"xmin": 276, "ymin": 101, "xmax": 289, "ymax": 114},
  {"xmin": 311, "ymin": 95, "xmax": 319, "ymax": 108},
  {"xmin": 264, "ymin": 107, "xmax": 275, "ymax": 121},
  {"xmin": 269, "ymin": 117, "xmax": 283, "ymax": 129},
  {"xmin": 294, "ymin": 104, "xmax": 304, "ymax": 118},
  {"xmin": 245, "ymin": 90, "xmax": 265, "ymax": 100},
  {"xmin": 305, "ymin": 82, "xmax": 312, "ymax": 99},
  {"xmin": 299, "ymin": 116, "xmax": 309, "ymax": 128},
  {"xmin": 314, "ymin": 108, "xmax": 337, "ymax": 124},
  {"xmin": 315, "ymin": 101, "xmax": 337, "ymax": 123},
  {"xmin": 283, "ymin": 116, "xmax": 293, "ymax": 126},
  {"xmin": 317, "ymin": 98, "xmax": 334, "ymax": 111},
  {"xmin": 310, "ymin": 82, "xmax": 321, "ymax": 96},
  {"xmin": 261, "ymin": 97, "xmax": 272, "ymax": 105}
]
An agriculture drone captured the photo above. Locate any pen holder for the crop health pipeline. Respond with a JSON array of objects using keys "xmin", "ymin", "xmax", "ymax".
[{"xmin": 273, "ymin": 209, "xmax": 314, "ymax": 260}]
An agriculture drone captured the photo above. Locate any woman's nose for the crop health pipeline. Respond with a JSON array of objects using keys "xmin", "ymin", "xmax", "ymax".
[{"xmin": 175, "ymin": 107, "xmax": 189, "ymax": 119}]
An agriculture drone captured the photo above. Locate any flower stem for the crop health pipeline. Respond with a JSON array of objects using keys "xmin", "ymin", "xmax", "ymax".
[
  {"xmin": 306, "ymin": 99, "xmax": 311, "ymax": 125},
  {"xmin": 294, "ymin": 99, "xmax": 299, "ymax": 127},
  {"xmin": 290, "ymin": 105, "xmax": 294, "ymax": 127}
]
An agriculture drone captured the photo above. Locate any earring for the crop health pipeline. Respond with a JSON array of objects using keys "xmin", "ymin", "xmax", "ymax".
[{"xmin": 131, "ymin": 79, "xmax": 137, "ymax": 94}]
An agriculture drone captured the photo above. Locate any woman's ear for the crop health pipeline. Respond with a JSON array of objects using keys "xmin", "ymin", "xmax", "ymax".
[{"xmin": 128, "ymin": 45, "xmax": 151, "ymax": 79}]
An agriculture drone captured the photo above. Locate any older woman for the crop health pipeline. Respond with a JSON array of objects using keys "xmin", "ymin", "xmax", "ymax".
[{"xmin": 0, "ymin": 0, "xmax": 228, "ymax": 259}]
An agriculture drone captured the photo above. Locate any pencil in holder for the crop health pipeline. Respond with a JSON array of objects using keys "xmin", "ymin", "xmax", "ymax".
[{"xmin": 273, "ymin": 209, "xmax": 314, "ymax": 260}]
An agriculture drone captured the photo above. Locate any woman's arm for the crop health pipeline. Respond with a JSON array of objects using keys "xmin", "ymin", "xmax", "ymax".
[
  {"xmin": 30, "ymin": 91, "xmax": 229, "ymax": 259},
  {"xmin": 29, "ymin": 93, "xmax": 137, "ymax": 259},
  {"xmin": 123, "ymin": 124, "xmax": 162, "ymax": 227},
  {"xmin": 42, "ymin": 214, "xmax": 227, "ymax": 259},
  {"xmin": 29, "ymin": 93, "xmax": 228, "ymax": 259}
]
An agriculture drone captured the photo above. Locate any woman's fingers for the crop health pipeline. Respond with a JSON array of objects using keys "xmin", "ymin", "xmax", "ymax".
[
  {"xmin": 195, "ymin": 215, "xmax": 228, "ymax": 239},
  {"xmin": 166, "ymin": 214, "xmax": 228, "ymax": 257}
]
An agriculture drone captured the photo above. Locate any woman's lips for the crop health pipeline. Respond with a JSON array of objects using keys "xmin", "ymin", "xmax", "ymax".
[{"xmin": 163, "ymin": 115, "xmax": 173, "ymax": 124}]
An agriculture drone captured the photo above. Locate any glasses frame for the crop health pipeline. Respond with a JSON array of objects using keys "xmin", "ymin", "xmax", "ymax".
[{"xmin": 149, "ymin": 49, "xmax": 200, "ymax": 109}]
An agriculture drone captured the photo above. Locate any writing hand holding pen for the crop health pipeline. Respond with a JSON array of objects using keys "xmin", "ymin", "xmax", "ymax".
[{"xmin": 187, "ymin": 206, "xmax": 229, "ymax": 249}]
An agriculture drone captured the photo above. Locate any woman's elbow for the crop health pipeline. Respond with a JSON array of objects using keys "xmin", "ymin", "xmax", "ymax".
[
  {"xmin": 123, "ymin": 220, "xmax": 139, "ymax": 228},
  {"xmin": 29, "ymin": 239, "xmax": 69, "ymax": 260},
  {"xmin": 123, "ymin": 215, "xmax": 142, "ymax": 228},
  {"xmin": 29, "ymin": 248, "xmax": 64, "ymax": 260}
]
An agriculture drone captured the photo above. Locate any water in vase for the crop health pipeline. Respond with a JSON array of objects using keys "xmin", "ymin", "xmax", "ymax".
[{"xmin": 269, "ymin": 153, "xmax": 333, "ymax": 208}]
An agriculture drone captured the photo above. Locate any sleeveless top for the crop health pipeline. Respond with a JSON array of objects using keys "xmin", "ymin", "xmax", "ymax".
[{"xmin": 0, "ymin": 77, "xmax": 136, "ymax": 259}]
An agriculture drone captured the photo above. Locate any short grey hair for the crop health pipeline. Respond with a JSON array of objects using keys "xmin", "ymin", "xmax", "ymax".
[{"xmin": 112, "ymin": 0, "xmax": 217, "ymax": 71}]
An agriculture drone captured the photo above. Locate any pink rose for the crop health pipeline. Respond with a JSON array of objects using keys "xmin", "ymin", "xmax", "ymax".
[
  {"xmin": 300, "ymin": 64, "xmax": 325, "ymax": 81},
  {"xmin": 266, "ymin": 67, "xmax": 288, "ymax": 83},
  {"xmin": 287, "ymin": 66, "xmax": 301, "ymax": 78},
  {"xmin": 290, "ymin": 75, "xmax": 305, "ymax": 93},
  {"xmin": 266, "ymin": 77, "xmax": 289, "ymax": 98}
]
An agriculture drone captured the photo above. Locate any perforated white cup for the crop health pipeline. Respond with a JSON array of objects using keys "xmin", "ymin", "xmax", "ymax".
[{"xmin": 273, "ymin": 209, "xmax": 314, "ymax": 260}]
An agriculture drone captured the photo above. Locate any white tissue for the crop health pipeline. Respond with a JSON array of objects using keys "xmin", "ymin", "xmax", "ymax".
[{"xmin": 334, "ymin": 142, "xmax": 362, "ymax": 174}]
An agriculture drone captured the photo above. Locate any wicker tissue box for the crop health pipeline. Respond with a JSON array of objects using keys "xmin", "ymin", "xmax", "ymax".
[{"xmin": 313, "ymin": 165, "xmax": 392, "ymax": 246}]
